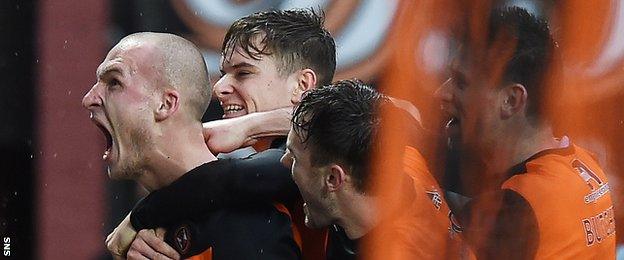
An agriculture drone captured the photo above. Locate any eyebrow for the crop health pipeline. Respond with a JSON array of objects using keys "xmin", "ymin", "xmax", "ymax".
[
  {"xmin": 96, "ymin": 65, "xmax": 124, "ymax": 79},
  {"xmin": 222, "ymin": 61, "xmax": 257, "ymax": 70}
]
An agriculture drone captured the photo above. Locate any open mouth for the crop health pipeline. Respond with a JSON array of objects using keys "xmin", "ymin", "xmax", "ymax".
[
  {"xmin": 222, "ymin": 104, "xmax": 246, "ymax": 118},
  {"xmin": 445, "ymin": 117, "xmax": 460, "ymax": 148},
  {"xmin": 93, "ymin": 120, "xmax": 113, "ymax": 160},
  {"xmin": 445, "ymin": 116, "xmax": 459, "ymax": 129}
]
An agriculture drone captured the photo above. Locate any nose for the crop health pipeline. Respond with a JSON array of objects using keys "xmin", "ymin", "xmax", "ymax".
[
  {"xmin": 434, "ymin": 78, "xmax": 453, "ymax": 103},
  {"xmin": 213, "ymin": 76, "xmax": 234, "ymax": 100},
  {"xmin": 82, "ymin": 83, "xmax": 102, "ymax": 110},
  {"xmin": 280, "ymin": 152, "xmax": 293, "ymax": 169}
]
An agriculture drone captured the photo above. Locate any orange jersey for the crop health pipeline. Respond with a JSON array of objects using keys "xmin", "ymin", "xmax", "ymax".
[
  {"xmin": 364, "ymin": 145, "xmax": 466, "ymax": 259},
  {"xmin": 500, "ymin": 143, "xmax": 616, "ymax": 258}
]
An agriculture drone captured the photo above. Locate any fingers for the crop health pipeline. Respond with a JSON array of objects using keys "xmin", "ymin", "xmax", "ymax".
[
  {"xmin": 106, "ymin": 227, "xmax": 125, "ymax": 257},
  {"xmin": 154, "ymin": 227, "xmax": 167, "ymax": 239},
  {"xmin": 106, "ymin": 212, "xmax": 138, "ymax": 257},
  {"xmin": 126, "ymin": 229, "xmax": 180, "ymax": 260}
]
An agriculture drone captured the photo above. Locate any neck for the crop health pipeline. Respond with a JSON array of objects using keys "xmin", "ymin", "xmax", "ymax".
[
  {"xmin": 137, "ymin": 121, "xmax": 217, "ymax": 192},
  {"xmin": 334, "ymin": 192, "xmax": 378, "ymax": 240},
  {"xmin": 484, "ymin": 120, "xmax": 559, "ymax": 177}
]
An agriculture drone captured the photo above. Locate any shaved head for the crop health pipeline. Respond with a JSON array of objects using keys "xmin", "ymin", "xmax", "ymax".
[{"xmin": 120, "ymin": 32, "xmax": 211, "ymax": 121}]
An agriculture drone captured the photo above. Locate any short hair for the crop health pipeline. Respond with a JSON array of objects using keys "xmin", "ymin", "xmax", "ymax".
[
  {"xmin": 292, "ymin": 79, "xmax": 386, "ymax": 192},
  {"xmin": 123, "ymin": 32, "xmax": 211, "ymax": 121},
  {"xmin": 222, "ymin": 9, "xmax": 336, "ymax": 86},
  {"xmin": 484, "ymin": 7, "xmax": 557, "ymax": 123}
]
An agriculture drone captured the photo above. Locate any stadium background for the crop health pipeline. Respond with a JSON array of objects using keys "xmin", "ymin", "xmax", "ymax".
[{"xmin": 1, "ymin": 0, "xmax": 623, "ymax": 259}]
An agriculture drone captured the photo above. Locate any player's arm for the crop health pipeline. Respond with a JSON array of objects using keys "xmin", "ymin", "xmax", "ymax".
[
  {"xmin": 457, "ymin": 189, "xmax": 538, "ymax": 259},
  {"xmin": 162, "ymin": 205, "xmax": 301, "ymax": 259},
  {"xmin": 106, "ymin": 212, "xmax": 138, "ymax": 258},
  {"xmin": 130, "ymin": 148, "xmax": 299, "ymax": 230},
  {"xmin": 204, "ymin": 107, "xmax": 292, "ymax": 153},
  {"xmin": 127, "ymin": 228, "xmax": 180, "ymax": 260}
]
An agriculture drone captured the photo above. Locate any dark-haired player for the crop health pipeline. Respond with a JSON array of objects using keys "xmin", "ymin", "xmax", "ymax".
[
  {"xmin": 436, "ymin": 7, "xmax": 615, "ymax": 258},
  {"xmin": 281, "ymin": 79, "xmax": 461, "ymax": 259}
]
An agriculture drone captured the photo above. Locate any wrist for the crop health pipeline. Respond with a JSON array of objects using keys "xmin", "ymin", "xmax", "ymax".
[{"xmin": 247, "ymin": 108, "xmax": 292, "ymax": 138}]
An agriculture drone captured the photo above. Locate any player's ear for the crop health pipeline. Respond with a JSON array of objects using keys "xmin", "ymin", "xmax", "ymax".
[
  {"xmin": 155, "ymin": 89, "xmax": 180, "ymax": 121},
  {"xmin": 325, "ymin": 164, "xmax": 347, "ymax": 192},
  {"xmin": 500, "ymin": 83, "xmax": 527, "ymax": 119},
  {"xmin": 291, "ymin": 69, "xmax": 317, "ymax": 104}
]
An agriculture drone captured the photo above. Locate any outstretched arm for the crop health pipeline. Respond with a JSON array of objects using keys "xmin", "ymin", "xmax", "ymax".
[
  {"xmin": 204, "ymin": 107, "xmax": 292, "ymax": 153},
  {"xmin": 130, "ymin": 148, "xmax": 299, "ymax": 230}
]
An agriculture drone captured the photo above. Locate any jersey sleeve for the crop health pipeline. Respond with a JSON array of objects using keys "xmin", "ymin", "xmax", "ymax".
[
  {"xmin": 131, "ymin": 148, "xmax": 299, "ymax": 229},
  {"xmin": 164, "ymin": 204, "xmax": 301, "ymax": 260}
]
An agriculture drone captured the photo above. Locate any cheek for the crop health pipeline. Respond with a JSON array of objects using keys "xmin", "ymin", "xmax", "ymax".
[
  {"xmin": 291, "ymin": 166, "xmax": 306, "ymax": 187},
  {"xmin": 233, "ymin": 84, "xmax": 259, "ymax": 106}
]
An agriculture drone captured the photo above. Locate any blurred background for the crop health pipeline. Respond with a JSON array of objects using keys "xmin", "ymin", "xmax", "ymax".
[{"xmin": 1, "ymin": 0, "xmax": 623, "ymax": 259}]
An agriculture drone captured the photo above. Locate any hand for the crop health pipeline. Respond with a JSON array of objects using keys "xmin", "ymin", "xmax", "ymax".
[
  {"xmin": 126, "ymin": 228, "xmax": 180, "ymax": 260},
  {"xmin": 106, "ymin": 212, "xmax": 138, "ymax": 259},
  {"xmin": 203, "ymin": 117, "xmax": 257, "ymax": 154}
]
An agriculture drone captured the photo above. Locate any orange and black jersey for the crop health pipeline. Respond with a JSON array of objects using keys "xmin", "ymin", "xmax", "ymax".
[
  {"xmin": 456, "ymin": 138, "xmax": 615, "ymax": 259},
  {"xmin": 322, "ymin": 145, "xmax": 464, "ymax": 260},
  {"xmin": 129, "ymin": 139, "xmax": 324, "ymax": 259},
  {"xmin": 134, "ymin": 159, "xmax": 300, "ymax": 259},
  {"xmin": 130, "ymin": 148, "xmax": 299, "ymax": 229}
]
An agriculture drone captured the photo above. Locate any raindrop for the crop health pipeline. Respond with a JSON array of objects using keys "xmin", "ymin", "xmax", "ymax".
[
  {"xmin": 44, "ymin": 183, "xmax": 48, "ymax": 187},
  {"xmin": 35, "ymin": 59, "xmax": 39, "ymax": 63},
  {"xmin": 53, "ymin": 153, "xmax": 58, "ymax": 158},
  {"xmin": 67, "ymin": 90, "xmax": 72, "ymax": 95},
  {"xmin": 259, "ymin": 249, "xmax": 264, "ymax": 254},
  {"xmin": 114, "ymin": 195, "xmax": 119, "ymax": 200},
  {"xmin": 139, "ymin": 12, "xmax": 143, "ymax": 17},
  {"xmin": 16, "ymin": 4, "xmax": 20, "ymax": 10},
  {"xmin": 14, "ymin": 52, "xmax": 18, "ymax": 56},
  {"xmin": 13, "ymin": 191, "xmax": 17, "ymax": 196},
  {"xmin": 29, "ymin": 154, "xmax": 34, "ymax": 159}
]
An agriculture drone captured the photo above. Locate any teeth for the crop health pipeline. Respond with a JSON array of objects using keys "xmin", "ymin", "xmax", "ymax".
[
  {"xmin": 446, "ymin": 117, "xmax": 459, "ymax": 128},
  {"xmin": 103, "ymin": 149, "xmax": 110, "ymax": 160},
  {"xmin": 446, "ymin": 118, "xmax": 454, "ymax": 128},
  {"xmin": 224, "ymin": 104, "xmax": 244, "ymax": 113}
]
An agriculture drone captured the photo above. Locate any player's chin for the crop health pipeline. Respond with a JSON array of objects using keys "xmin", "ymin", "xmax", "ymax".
[
  {"xmin": 304, "ymin": 215, "xmax": 324, "ymax": 229},
  {"xmin": 303, "ymin": 211, "xmax": 329, "ymax": 229},
  {"xmin": 106, "ymin": 163, "xmax": 132, "ymax": 181},
  {"xmin": 107, "ymin": 166, "xmax": 123, "ymax": 180}
]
